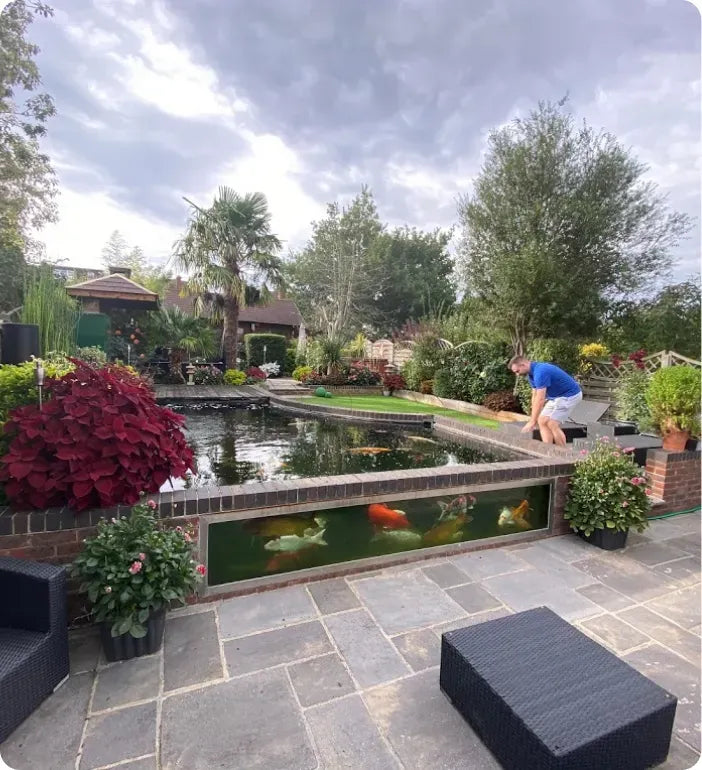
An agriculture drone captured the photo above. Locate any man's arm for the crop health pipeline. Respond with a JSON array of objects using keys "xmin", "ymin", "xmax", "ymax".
[{"xmin": 521, "ymin": 388, "xmax": 547, "ymax": 432}]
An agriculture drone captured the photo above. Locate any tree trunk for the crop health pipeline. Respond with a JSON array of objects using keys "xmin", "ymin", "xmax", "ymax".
[
  {"xmin": 223, "ymin": 297, "xmax": 240, "ymax": 370},
  {"xmin": 168, "ymin": 349, "xmax": 185, "ymax": 384}
]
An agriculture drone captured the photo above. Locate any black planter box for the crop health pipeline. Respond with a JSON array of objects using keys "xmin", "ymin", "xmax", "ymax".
[
  {"xmin": 579, "ymin": 527, "xmax": 628, "ymax": 551},
  {"xmin": 440, "ymin": 607, "xmax": 677, "ymax": 770},
  {"xmin": 100, "ymin": 609, "xmax": 166, "ymax": 662}
]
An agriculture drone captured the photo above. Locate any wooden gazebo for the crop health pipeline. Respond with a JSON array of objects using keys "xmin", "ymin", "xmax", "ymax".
[{"xmin": 66, "ymin": 272, "xmax": 159, "ymax": 313}]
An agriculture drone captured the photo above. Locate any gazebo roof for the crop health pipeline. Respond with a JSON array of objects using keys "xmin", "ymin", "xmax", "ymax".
[{"xmin": 66, "ymin": 274, "xmax": 159, "ymax": 308}]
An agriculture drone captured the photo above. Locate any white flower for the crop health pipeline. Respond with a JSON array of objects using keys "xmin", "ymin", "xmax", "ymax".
[{"xmin": 260, "ymin": 362, "xmax": 281, "ymax": 377}]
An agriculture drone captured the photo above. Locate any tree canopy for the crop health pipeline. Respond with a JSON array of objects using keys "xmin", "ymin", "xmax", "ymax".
[{"xmin": 455, "ymin": 99, "xmax": 691, "ymax": 354}]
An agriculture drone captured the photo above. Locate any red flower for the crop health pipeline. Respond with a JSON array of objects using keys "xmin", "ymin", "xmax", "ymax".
[
  {"xmin": 196, "ymin": 564, "xmax": 206, "ymax": 576},
  {"xmin": 138, "ymin": 552, "xmax": 146, "ymax": 561},
  {"xmin": 147, "ymin": 500, "xmax": 157, "ymax": 510},
  {"xmin": 129, "ymin": 561, "xmax": 143, "ymax": 575}
]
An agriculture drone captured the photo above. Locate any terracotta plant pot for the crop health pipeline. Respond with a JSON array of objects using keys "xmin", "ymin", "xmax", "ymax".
[{"xmin": 662, "ymin": 429, "xmax": 690, "ymax": 452}]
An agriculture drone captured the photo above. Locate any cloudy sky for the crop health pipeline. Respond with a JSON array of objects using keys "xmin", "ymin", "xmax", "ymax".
[{"xmin": 27, "ymin": 0, "xmax": 701, "ymax": 279}]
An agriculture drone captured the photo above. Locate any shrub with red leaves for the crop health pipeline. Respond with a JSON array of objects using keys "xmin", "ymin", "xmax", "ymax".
[
  {"xmin": 245, "ymin": 366, "xmax": 267, "ymax": 381},
  {"xmin": 382, "ymin": 373, "xmax": 406, "ymax": 392},
  {"xmin": 0, "ymin": 361, "xmax": 194, "ymax": 511},
  {"xmin": 482, "ymin": 390, "xmax": 521, "ymax": 413}
]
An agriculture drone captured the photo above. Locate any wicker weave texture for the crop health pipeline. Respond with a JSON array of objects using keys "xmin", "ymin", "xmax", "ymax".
[
  {"xmin": 440, "ymin": 607, "xmax": 677, "ymax": 770},
  {"xmin": 0, "ymin": 557, "xmax": 70, "ymax": 743}
]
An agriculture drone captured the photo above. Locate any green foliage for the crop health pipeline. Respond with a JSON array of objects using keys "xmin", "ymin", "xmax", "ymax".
[
  {"xmin": 173, "ymin": 186, "xmax": 283, "ymax": 367},
  {"xmin": 366, "ymin": 227, "xmax": 456, "ymax": 337},
  {"xmin": 21, "ymin": 263, "xmax": 79, "ymax": 355},
  {"xmin": 292, "ymin": 365, "xmax": 313, "ymax": 381},
  {"xmin": 432, "ymin": 368, "xmax": 452, "ymax": 398},
  {"xmin": 445, "ymin": 342, "xmax": 513, "ymax": 405},
  {"xmin": 223, "ymin": 368, "xmax": 246, "ymax": 385},
  {"xmin": 614, "ymin": 368, "xmax": 652, "ymax": 430},
  {"xmin": 286, "ymin": 187, "xmax": 383, "ymax": 339},
  {"xmin": 456, "ymin": 99, "xmax": 690, "ymax": 353},
  {"xmin": 244, "ymin": 333, "xmax": 286, "ymax": 368},
  {"xmin": 77, "ymin": 346, "xmax": 107, "ymax": 366},
  {"xmin": 0, "ymin": 1, "xmax": 58, "ymax": 258},
  {"xmin": 71, "ymin": 500, "xmax": 206, "ymax": 639},
  {"xmin": 147, "ymin": 307, "xmax": 215, "ymax": 383},
  {"xmin": 192, "ymin": 365, "xmax": 224, "ymax": 385},
  {"xmin": 402, "ymin": 332, "xmax": 446, "ymax": 391},
  {"xmin": 646, "ymin": 365, "xmax": 701, "ymax": 436},
  {"xmin": 284, "ymin": 346, "xmax": 297, "ymax": 374},
  {"xmin": 564, "ymin": 440, "xmax": 651, "ymax": 535},
  {"xmin": 602, "ymin": 279, "xmax": 701, "ymax": 361}
]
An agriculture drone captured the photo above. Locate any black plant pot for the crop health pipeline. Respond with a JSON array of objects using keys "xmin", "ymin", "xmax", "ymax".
[
  {"xmin": 100, "ymin": 609, "xmax": 166, "ymax": 662},
  {"xmin": 578, "ymin": 528, "xmax": 628, "ymax": 551}
]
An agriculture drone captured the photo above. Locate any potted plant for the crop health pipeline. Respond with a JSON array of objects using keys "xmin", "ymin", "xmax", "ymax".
[
  {"xmin": 646, "ymin": 365, "xmax": 701, "ymax": 451},
  {"xmin": 382, "ymin": 373, "xmax": 406, "ymax": 397},
  {"xmin": 72, "ymin": 499, "xmax": 206, "ymax": 661},
  {"xmin": 564, "ymin": 438, "xmax": 650, "ymax": 550}
]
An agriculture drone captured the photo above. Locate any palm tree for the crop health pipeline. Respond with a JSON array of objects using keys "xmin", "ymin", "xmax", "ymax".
[
  {"xmin": 149, "ymin": 307, "xmax": 216, "ymax": 383},
  {"xmin": 173, "ymin": 187, "xmax": 283, "ymax": 368}
]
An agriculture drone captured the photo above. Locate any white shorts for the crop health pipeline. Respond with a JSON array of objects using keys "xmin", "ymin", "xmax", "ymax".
[{"xmin": 541, "ymin": 392, "xmax": 583, "ymax": 423}]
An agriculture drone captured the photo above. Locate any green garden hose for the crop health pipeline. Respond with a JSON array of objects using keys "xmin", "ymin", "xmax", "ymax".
[{"xmin": 648, "ymin": 506, "xmax": 701, "ymax": 521}]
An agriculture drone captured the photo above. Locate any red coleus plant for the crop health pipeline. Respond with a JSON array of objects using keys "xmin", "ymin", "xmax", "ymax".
[
  {"xmin": 0, "ymin": 361, "xmax": 194, "ymax": 511},
  {"xmin": 246, "ymin": 366, "xmax": 267, "ymax": 381}
]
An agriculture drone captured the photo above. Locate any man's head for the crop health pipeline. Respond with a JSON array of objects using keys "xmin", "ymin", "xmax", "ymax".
[{"xmin": 508, "ymin": 355, "xmax": 531, "ymax": 376}]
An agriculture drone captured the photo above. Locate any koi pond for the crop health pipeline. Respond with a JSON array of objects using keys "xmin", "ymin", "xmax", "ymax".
[
  {"xmin": 207, "ymin": 484, "xmax": 550, "ymax": 585},
  {"xmin": 162, "ymin": 404, "xmax": 522, "ymax": 490}
]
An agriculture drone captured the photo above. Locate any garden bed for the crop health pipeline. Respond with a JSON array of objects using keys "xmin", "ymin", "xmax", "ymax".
[
  {"xmin": 394, "ymin": 390, "xmax": 523, "ymax": 423},
  {"xmin": 301, "ymin": 385, "xmax": 384, "ymax": 396}
]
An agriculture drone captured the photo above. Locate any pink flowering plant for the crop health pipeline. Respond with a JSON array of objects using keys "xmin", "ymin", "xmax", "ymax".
[
  {"xmin": 564, "ymin": 438, "xmax": 651, "ymax": 536},
  {"xmin": 72, "ymin": 497, "xmax": 206, "ymax": 638}
]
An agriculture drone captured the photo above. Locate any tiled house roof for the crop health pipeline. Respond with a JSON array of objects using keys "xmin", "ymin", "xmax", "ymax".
[
  {"xmin": 163, "ymin": 279, "xmax": 304, "ymax": 328},
  {"xmin": 66, "ymin": 274, "xmax": 159, "ymax": 304}
]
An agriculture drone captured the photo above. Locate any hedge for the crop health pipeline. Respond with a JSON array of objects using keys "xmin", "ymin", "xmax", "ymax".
[
  {"xmin": 244, "ymin": 333, "xmax": 287, "ymax": 369},
  {"xmin": 445, "ymin": 341, "xmax": 513, "ymax": 405}
]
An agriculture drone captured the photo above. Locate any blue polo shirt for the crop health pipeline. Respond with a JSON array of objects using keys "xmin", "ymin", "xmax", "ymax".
[{"xmin": 528, "ymin": 362, "xmax": 581, "ymax": 399}]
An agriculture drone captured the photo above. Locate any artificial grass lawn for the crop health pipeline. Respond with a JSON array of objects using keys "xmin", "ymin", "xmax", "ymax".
[{"xmin": 294, "ymin": 395, "xmax": 499, "ymax": 429}]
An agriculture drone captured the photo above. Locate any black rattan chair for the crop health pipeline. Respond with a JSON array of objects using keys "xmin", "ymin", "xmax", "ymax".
[{"xmin": 0, "ymin": 557, "xmax": 70, "ymax": 743}]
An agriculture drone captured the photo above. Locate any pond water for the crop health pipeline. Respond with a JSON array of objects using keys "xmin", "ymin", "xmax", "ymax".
[
  {"xmin": 207, "ymin": 484, "xmax": 550, "ymax": 585},
  {"xmin": 162, "ymin": 403, "xmax": 520, "ymax": 490}
]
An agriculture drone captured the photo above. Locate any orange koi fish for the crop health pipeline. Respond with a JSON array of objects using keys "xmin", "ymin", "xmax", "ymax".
[
  {"xmin": 367, "ymin": 503, "xmax": 411, "ymax": 529},
  {"xmin": 422, "ymin": 512, "xmax": 469, "ymax": 547},
  {"xmin": 264, "ymin": 546, "xmax": 318, "ymax": 573},
  {"xmin": 497, "ymin": 500, "xmax": 532, "ymax": 530},
  {"xmin": 347, "ymin": 447, "xmax": 392, "ymax": 456}
]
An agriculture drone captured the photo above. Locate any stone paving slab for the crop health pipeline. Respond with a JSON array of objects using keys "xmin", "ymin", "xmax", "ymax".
[
  {"xmin": 352, "ymin": 570, "xmax": 466, "ymax": 635},
  {"xmin": 325, "ymin": 608, "xmax": 411, "ymax": 687},
  {"xmin": 161, "ymin": 669, "xmax": 316, "ymax": 770},
  {"xmin": 306, "ymin": 694, "xmax": 400, "ymax": 769},
  {"xmin": 92, "ymin": 654, "xmax": 160, "ymax": 711},
  {"xmin": 80, "ymin": 702, "xmax": 157, "ymax": 769},
  {"xmin": 224, "ymin": 620, "xmax": 331, "ymax": 676},
  {"xmin": 164, "ymin": 609, "xmax": 222, "ymax": 691},
  {"xmin": 218, "ymin": 585, "xmax": 316, "ymax": 638},
  {"xmin": 364, "ymin": 668, "xmax": 501, "ymax": 769},
  {"xmin": 2, "ymin": 514, "xmax": 699, "ymax": 769},
  {"xmin": 288, "ymin": 653, "xmax": 356, "ymax": 707},
  {"xmin": 307, "ymin": 578, "xmax": 361, "ymax": 614}
]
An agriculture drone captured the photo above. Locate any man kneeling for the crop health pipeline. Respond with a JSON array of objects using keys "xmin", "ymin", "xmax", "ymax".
[{"xmin": 508, "ymin": 355, "xmax": 582, "ymax": 447}]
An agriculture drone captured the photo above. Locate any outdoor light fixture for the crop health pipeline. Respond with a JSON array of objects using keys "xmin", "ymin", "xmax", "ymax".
[
  {"xmin": 186, "ymin": 363, "xmax": 196, "ymax": 386},
  {"xmin": 35, "ymin": 359, "xmax": 45, "ymax": 409}
]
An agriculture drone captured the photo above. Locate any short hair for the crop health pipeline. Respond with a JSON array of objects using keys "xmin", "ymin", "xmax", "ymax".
[{"xmin": 508, "ymin": 355, "xmax": 528, "ymax": 369}]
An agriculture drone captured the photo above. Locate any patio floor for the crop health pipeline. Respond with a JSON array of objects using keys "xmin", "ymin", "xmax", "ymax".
[{"xmin": 3, "ymin": 513, "xmax": 700, "ymax": 770}]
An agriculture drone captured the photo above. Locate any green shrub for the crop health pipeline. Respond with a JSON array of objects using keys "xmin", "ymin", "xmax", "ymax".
[
  {"xmin": 432, "ymin": 368, "xmax": 452, "ymax": 398},
  {"xmin": 77, "ymin": 346, "xmax": 107, "ymax": 367},
  {"xmin": 244, "ymin": 333, "xmax": 286, "ymax": 368},
  {"xmin": 615, "ymin": 368, "xmax": 652, "ymax": 430},
  {"xmin": 284, "ymin": 346, "xmax": 297, "ymax": 375},
  {"xmin": 223, "ymin": 369, "xmax": 247, "ymax": 385},
  {"xmin": 446, "ymin": 341, "xmax": 513, "ymax": 404},
  {"xmin": 0, "ymin": 354, "xmax": 73, "ymax": 425},
  {"xmin": 564, "ymin": 439, "xmax": 651, "ymax": 535},
  {"xmin": 193, "ymin": 365, "xmax": 224, "ymax": 385},
  {"xmin": 292, "ymin": 365, "xmax": 313, "ymax": 382},
  {"xmin": 646, "ymin": 365, "xmax": 701, "ymax": 436},
  {"xmin": 402, "ymin": 332, "xmax": 446, "ymax": 391}
]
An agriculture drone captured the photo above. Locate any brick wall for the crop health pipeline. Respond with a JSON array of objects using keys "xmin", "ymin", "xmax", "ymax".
[
  {"xmin": 551, "ymin": 476, "xmax": 571, "ymax": 535},
  {"xmin": 646, "ymin": 449, "xmax": 701, "ymax": 515}
]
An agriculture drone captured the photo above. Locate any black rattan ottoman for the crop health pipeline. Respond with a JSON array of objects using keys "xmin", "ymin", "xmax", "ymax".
[{"xmin": 440, "ymin": 607, "xmax": 677, "ymax": 770}]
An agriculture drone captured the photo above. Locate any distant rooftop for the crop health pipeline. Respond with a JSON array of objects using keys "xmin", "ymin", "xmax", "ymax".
[{"xmin": 66, "ymin": 273, "xmax": 159, "ymax": 307}]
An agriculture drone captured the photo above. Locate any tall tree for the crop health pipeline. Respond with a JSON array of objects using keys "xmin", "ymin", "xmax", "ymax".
[
  {"xmin": 101, "ymin": 230, "xmax": 128, "ymax": 268},
  {"xmin": 0, "ymin": 1, "xmax": 57, "ymax": 311},
  {"xmin": 366, "ymin": 226, "xmax": 456, "ymax": 337},
  {"xmin": 287, "ymin": 187, "xmax": 383, "ymax": 340},
  {"xmin": 173, "ymin": 186, "xmax": 283, "ymax": 367},
  {"xmin": 456, "ymin": 99, "xmax": 691, "ymax": 354}
]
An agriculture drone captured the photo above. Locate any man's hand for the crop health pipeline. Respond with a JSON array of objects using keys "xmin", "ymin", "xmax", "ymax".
[{"xmin": 521, "ymin": 420, "xmax": 536, "ymax": 434}]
